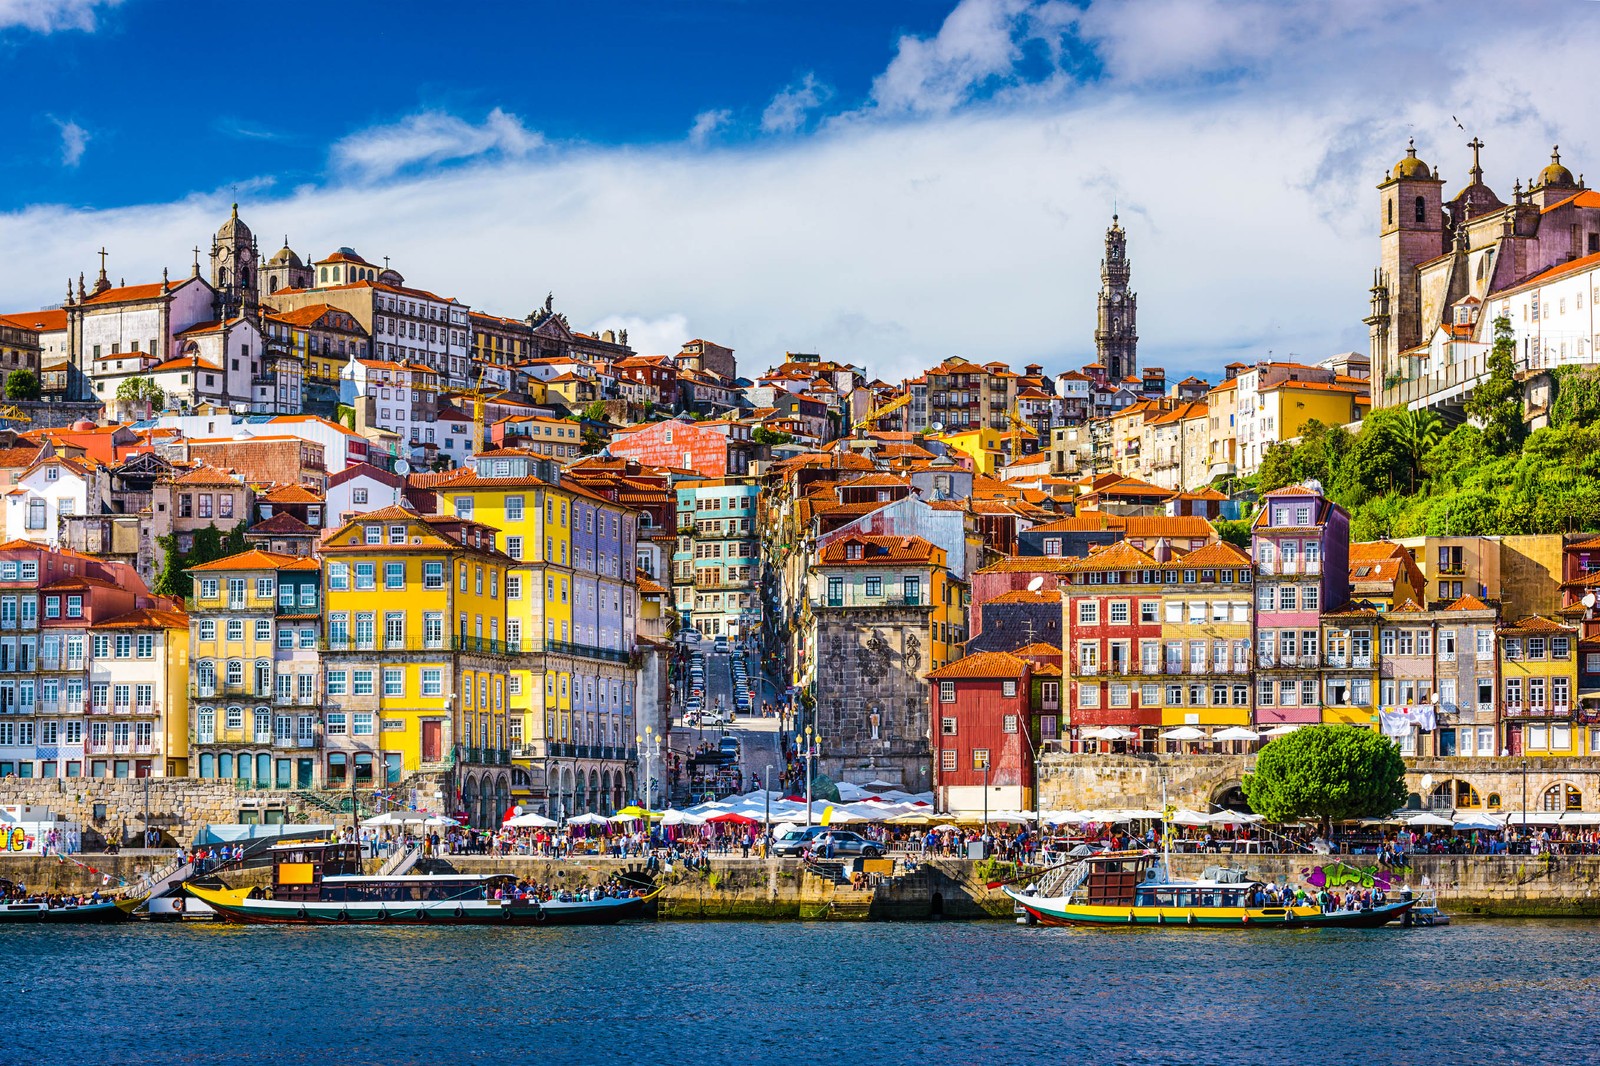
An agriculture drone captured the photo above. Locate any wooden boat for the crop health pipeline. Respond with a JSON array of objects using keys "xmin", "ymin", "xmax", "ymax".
[
  {"xmin": 0, "ymin": 880, "xmax": 142, "ymax": 924},
  {"xmin": 183, "ymin": 840, "xmax": 649, "ymax": 927},
  {"xmin": 1403, "ymin": 893, "xmax": 1450, "ymax": 927},
  {"xmin": 1006, "ymin": 850, "xmax": 1416, "ymax": 929}
]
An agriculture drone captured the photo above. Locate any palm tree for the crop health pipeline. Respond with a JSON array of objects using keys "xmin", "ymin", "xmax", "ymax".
[{"xmin": 1398, "ymin": 408, "xmax": 1443, "ymax": 491}]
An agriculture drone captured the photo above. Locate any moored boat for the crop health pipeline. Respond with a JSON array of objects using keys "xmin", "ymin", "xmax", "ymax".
[
  {"xmin": 183, "ymin": 840, "xmax": 649, "ymax": 927},
  {"xmin": 1006, "ymin": 850, "xmax": 1416, "ymax": 929},
  {"xmin": 0, "ymin": 879, "xmax": 142, "ymax": 924}
]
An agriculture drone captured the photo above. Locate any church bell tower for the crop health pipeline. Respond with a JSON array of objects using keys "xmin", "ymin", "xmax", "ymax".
[{"xmin": 1095, "ymin": 214, "xmax": 1138, "ymax": 384}]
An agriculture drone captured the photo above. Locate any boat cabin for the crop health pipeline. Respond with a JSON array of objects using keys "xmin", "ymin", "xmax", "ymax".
[
  {"xmin": 1080, "ymin": 852, "xmax": 1156, "ymax": 906},
  {"xmin": 271, "ymin": 841, "xmax": 364, "ymax": 902},
  {"xmin": 1133, "ymin": 884, "xmax": 1258, "ymax": 909}
]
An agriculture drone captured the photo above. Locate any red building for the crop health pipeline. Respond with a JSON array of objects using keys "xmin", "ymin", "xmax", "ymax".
[
  {"xmin": 607, "ymin": 416, "xmax": 752, "ymax": 477},
  {"xmin": 1062, "ymin": 540, "xmax": 1165, "ymax": 743},
  {"xmin": 927, "ymin": 644, "xmax": 1061, "ymax": 817}
]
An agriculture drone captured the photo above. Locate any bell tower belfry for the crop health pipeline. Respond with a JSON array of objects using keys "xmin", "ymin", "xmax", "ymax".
[
  {"xmin": 209, "ymin": 203, "xmax": 259, "ymax": 319},
  {"xmin": 1094, "ymin": 214, "xmax": 1138, "ymax": 383}
]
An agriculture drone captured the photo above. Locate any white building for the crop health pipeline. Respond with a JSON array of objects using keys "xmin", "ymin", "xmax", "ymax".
[{"xmin": 4, "ymin": 455, "xmax": 108, "ymax": 544}]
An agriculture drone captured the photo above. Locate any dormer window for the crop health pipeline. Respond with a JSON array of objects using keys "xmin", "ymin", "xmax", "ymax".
[{"xmin": 846, "ymin": 543, "xmax": 863, "ymax": 560}]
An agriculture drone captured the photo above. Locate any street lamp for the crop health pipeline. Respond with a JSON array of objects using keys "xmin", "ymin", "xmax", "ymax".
[
  {"xmin": 978, "ymin": 750, "xmax": 991, "ymax": 832},
  {"xmin": 636, "ymin": 727, "xmax": 663, "ymax": 809},
  {"xmin": 764, "ymin": 763, "xmax": 774, "ymax": 856},
  {"xmin": 801, "ymin": 726, "xmax": 821, "ymax": 828}
]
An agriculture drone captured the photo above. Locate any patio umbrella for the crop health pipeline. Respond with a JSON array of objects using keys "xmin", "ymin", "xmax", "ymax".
[
  {"xmin": 705, "ymin": 812, "xmax": 759, "ymax": 825},
  {"xmin": 566, "ymin": 813, "xmax": 610, "ymax": 826},
  {"xmin": 1086, "ymin": 726, "xmax": 1136, "ymax": 740},
  {"xmin": 1406, "ymin": 813, "xmax": 1454, "ymax": 827},
  {"xmin": 1453, "ymin": 814, "xmax": 1503, "ymax": 830},
  {"xmin": 659, "ymin": 809, "xmax": 704, "ymax": 827},
  {"xmin": 1259, "ymin": 724, "xmax": 1300, "ymax": 736},
  {"xmin": 1169, "ymin": 809, "xmax": 1210, "ymax": 826},
  {"xmin": 1208, "ymin": 810, "xmax": 1263, "ymax": 824},
  {"xmin": 1213, "ymin": 726, "xmax": 1261, "ymax": 742},
  {"xmin": 1162, "ymin": 727, "xmax": 1207, "ymax": 741},
  {"xmin": 504, "ymin": 812, "xmax": 557, "ymax": 828}
]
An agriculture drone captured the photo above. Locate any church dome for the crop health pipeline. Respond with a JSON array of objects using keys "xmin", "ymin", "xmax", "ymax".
[
  {"xmin": 268, "ymin": 240, "xmax": 303, "ymax": 268},
  {"xmin": 1538, "ymin": 146, "xmax": 1575, "ymax": 187},
  {"xmin": 216, "ymin": 203, "xmax": 252, "ymax": 242},
  {"xmin": 1391, "ymin": 139, "xmax": 1432, "ymax": 181}
]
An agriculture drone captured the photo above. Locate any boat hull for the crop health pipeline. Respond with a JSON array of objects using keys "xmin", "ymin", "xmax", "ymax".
[
  {"xmin": 184, "ymin": 883, "xmax": 647, "ymax": 927},
  {"xmin": 1005, "ymin": 889, "xmax": 1416, "ymax": 929},
  {"xmin": 0, "ymin": 900, "xmax": 134, "ymax": 924}
]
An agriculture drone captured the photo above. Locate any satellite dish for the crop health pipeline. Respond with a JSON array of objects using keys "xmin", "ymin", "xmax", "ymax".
[
  {"xmin": 1430, "ymin": 692, "xmax": 1440, "ymax": 704},
  {"xmin": 394, "ymin": 459, "xmax": 412, "ymax": 475},
  {"xmin": 1027, "ymin": 576, "xmax": 1045, "ymax": 592},
  {"xmin": 1419, "ymin": 773, "xmax": 1434, "ymax": 791},
  {"xmin": 1584, "ymin": 592, "xmax": 1597, "ymax": 610},
  {"xmin": 930, "ymin": 422, "xmax": 944, "ymax": 432}
]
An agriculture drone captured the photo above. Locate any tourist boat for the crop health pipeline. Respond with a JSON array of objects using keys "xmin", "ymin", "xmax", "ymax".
[
  {"xmin": 183, "ymin": 841, "xmax": 649, "ymax": 926},
  {"xmin": 1006, "ymin": 850, "xmax": 1416, "ymax": 929},
  {"xmin": 0, "ymin": 879, "xmax": 142, "ymax": 924},
  {"xmin": 1403, "ymin": 893, "xmax": 1450, "ymax": 927}
]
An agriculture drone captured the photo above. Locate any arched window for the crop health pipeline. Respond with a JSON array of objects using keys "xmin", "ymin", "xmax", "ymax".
[
  {"xmin": 333, "ymin": 266, "xmax": 342, "ymax": 282},
  {"xmin": 1454, "ymin": 780, "xmax": 1481, "ymax": 808},
  {"xmin": 218, "ymin": 267, "xmax": 229, "ymax": 287},
  {"xmin": 198, "ymin": 753, "xmax": 214, "ymax": 778},
  {"xmin": 1414, "ymin": 196, "xmax": 1426, "ymax": 223},
  {"xmin": 1387, "ymin": 199, "xmax": 1394, "ymax": 226},
  {"xmin": 1486, "ymin": 792, "xmax": 1502, "ymax": 811},
  {"xmin": 320, "ymin": 267, "xmax": 328, "ymax": 283},
  {"xmin": 1543, "ymin": 783, "xmax": 1582, "ymax": 812}
]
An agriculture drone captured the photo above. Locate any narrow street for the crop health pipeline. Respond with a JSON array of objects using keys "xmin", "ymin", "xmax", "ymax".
[{"xmin": 670, "ymin": 644, "xmax": 785, "ymax": 801}]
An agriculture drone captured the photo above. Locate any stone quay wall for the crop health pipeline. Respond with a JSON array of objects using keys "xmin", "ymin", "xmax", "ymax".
[{"xmin": 1037, "ymin": 752, "xmax": 1600, "ymax": 814}]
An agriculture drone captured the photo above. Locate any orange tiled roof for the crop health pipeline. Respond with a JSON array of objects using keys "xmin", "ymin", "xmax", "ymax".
[{"xmin": 925, "ymin": 650, "xmax": 1028, "ymax": 681}]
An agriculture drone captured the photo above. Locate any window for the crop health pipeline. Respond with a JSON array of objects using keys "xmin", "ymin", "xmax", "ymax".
[
  {"xmin": 1077, "ymin": 601, "xmax": 1099, "ymax": 626},
  {"xmin": 423, "ymin": 561, "xmax": 444, "ymax": 589},
  {"xmin": 352, "ymin": 670, "xmax": 374, "ymax": 696},
  {"xmin": 355, "ymin": 563, "xmax": 376, "ymax": 590},
  {"xmin": 939, "ymin": 682, "xmax": 956, "ymax": 703},
  {"xmin": 971, "ymin": 749, "xmax": 990, "ymax": 770},
  {"xmin": 1001, "ymin": 680, "xmax": 1017, "ymax": 697},
  {"xmin": 385, "ymin": 562, "xmax": 405, "ymax": 589},
  {"xmin": 1109, "ymin": 601, "xmax": 1130, "ymax": 625},
  {"xmin": 383, "ymin": 668, "xmax": 403, "ymax": 697},
  {"xmin": 941, "ymin": 750, "xmax": 957, "ymax": 772},
  {"xmin": 421, "ymin": 668, "xmax": 443, "ymax": 696},
  {"xmin": 940, "ymin": 715, "xmax": 957, "ymax": 735},
  {"xmin": 328, "ymin": 564, "xmax": 349, "ymax": 591}
]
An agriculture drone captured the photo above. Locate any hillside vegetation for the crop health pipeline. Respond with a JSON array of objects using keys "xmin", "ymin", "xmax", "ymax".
[{"xmin": 1253, "ymin": 317, "xmax": 1600, "ymax": 542}]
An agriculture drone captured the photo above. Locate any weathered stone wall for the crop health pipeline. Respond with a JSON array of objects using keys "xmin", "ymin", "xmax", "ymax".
[
  {"xmin": 1037, "ymin": 752, "xmax": 1600, "ymax": 815},
  {"xmin": 813, "ymin": 608, "xmax": 933, "ymax": 791},
  {"xmin": 0, "ymin": 774, "xmax": 449, "ymax": 849}
]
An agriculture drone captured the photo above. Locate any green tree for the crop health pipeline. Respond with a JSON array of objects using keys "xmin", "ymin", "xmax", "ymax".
[
  {"xmin": 1256, "ymin": 442, "xmax": 1298, "ymax": 493},
  {"xmin": 4, "ymin": 369, "xmax": 40, "ymax": 402},
  {"xmin": 115, "ymin": 375, "xmax": 164, "ymax": 417},
  {"xmin": 1465, "ymin": 315, "xmax": 1524, "ymax": 455},
  {"xmin": 1549, "ymin": 366, "xmax": 1600, "ymax": 429},
  {"xmin": 1212, "ymin": 517, "xmax": 1251, "ymax": 548},
  {"xmin": 1396, "ymin": 408, "xmax": 1443, "ymax": 491},
  {"xmin": 151, "ymin": 522, "xmax": 243, "ymax": 600},
  {"xmin": 751, "ymin": 426, "xmax": 794, "ymax": 447},
  {"xmin": 1242, "ymin": 725, "xmax": 1408, "ymax": 831},
  {"xmin": 581, "ymin": 400, "xmax": 610, "ymax": 423}
]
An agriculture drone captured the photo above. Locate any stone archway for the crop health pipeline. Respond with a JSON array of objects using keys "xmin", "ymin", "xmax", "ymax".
[
  {"xmin": 1211, "ymin": 782, "xmax": 1253, "ymax": 814},
  {"xmin": 463, "ymin": 775, "xmax": 480, "ymax": 828}
]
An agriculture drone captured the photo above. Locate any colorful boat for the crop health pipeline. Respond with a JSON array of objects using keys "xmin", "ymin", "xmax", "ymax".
[
  {"xmin": 0, "ymin": 880, "xmax": 142, "ymax": 924},
  {"xmin": 183, "ymin": 840, "xmax": 649, "ymax": 926},
  {"xmin": 1006, "ymin": 850, "xmax": 1416, "ymax": 929}
]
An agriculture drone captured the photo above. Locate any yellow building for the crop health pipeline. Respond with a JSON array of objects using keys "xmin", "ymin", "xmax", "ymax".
[
  {"xmin": 932, "ymin": 426, "xmax": 1027, "ymax": 476},
  {"xmin": 91, "ymin": 607, "xmax": 191, "ymax": 779},
  {"xmin": 1153, "ymin": 542, "xmax": 1254, "ymax": 734},
  {"xmin": 1320, "ymin": 605, "xmax": 1380, "ymax": 727},
  {"xmin": 187, "ymin": 549, "xmax": 306, "ymax": 787},
  {"xmin": 1501, "ymin": 615, "xmax": 1583, "ymax": 757},
  {"xmin": 319, "ymin": 506, "xmax": 516, "ymax": 825}
]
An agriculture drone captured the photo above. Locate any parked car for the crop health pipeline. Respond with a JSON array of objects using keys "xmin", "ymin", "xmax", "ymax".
[
  {"xmin": 772, "ymin": 826, "xmax": 829, "ymax": 856},
  {"xmin": 806, "ymin": 831, "xmax": 883, "ymax": 859},
  {"xmin": 713, "ymin": 636, "xmax": 730, "ymax": 653}
]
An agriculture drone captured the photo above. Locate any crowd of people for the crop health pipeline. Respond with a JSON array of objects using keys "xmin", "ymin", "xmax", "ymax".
[{"xmin": 489, "ymin": 874, "xmax": 648, "ymax": 905}]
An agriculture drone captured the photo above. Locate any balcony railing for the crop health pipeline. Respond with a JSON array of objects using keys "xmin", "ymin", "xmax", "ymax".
[{"xmin": 814, "ymin": 592, "xmax": 925, "ymax": 609}]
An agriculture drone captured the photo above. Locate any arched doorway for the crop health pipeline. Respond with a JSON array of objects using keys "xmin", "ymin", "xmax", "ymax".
[
  {"xmin": 613, "ymin": 773, "xmax": 624, "ymax": 812},
  {"xmin": 1211, "ymin": 783, "xmax": 1253, "ymax": 814},
  {"xmin": 575, "ymin": 770, "xmax": 587, "ymax": 814},
  {"xmin": 463, "ymin": 776, "xmax": 479, "ymax": 828},
  {"xmin": 495, "ymin": 777, "xmax": 510, "ymax": 826},
  {"xmin": 601, "ymin": 770, "xmax": 613, "ymax": 815}
]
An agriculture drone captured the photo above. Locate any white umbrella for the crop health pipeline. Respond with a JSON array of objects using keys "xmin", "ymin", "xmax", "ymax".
[
  {"xmin": 1169, "ymin": 809, "xmax": 1210, "ymax": 826},
  {"xmin": 1161, "ymin": 726, "xmax": 1207, "ymax": 741},
  {"xmin": 1259, "ymin": 724, "xmax": 1300, "ymax": 736},
  {"xmin": 504, "ymin": 812, "xmax": 557, "ymax": 828},
  {"xmin": 1208, "ymin": 810, "xmax": 1263, "ymax": 824},
  {"xmin": 1085, "ymin": 726, "xmax": 1135, "ymax": 740},
  {"xmin": 360, "ymin": 812, "xmax": 409, "ymax": 827},
  {"xmin": 660, "ymin": 809, "xmax": 705, "ymax": 827},
  {"xmin": 1213, "ymin": 726, "xmax": 1261, "ymax": 742},
  {"xmin": 422, "ymin": 815, "xmax": 459, "ymax": 827},
  {"xmin": 566, "ymin": 813, "xmax": 610, "ymax": 826},
  {"xmin": 1561, "ymin": 811, "xmax": 1600, "ymax": 826},
  {"xmin": 1454, "ymin": 814, "xmax": 1503, "ymax": 830},
  {"xmin": 1406, "ymin": 813, "xmax": 1453, "ymax": 827}
]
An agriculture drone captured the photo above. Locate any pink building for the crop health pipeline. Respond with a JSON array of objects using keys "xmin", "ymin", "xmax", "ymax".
[{"xmin": 1252, "ymin": 484, "xmax": 1350, "ymax": 725}]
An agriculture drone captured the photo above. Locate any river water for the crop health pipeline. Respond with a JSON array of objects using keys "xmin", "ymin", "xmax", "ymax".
[{"xmin": 9, "ymin": 920, "xmax": 1599, "ymax": 1064}]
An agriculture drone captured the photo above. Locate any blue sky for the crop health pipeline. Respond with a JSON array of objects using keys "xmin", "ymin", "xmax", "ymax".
[{"xmin": 3, "ymin": 1, "xmax": 1598, "ymax": 386}]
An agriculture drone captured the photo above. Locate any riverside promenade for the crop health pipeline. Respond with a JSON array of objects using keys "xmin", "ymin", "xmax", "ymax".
[{"xmin": 9, "ymin": 850, "xmax": 1600, "ymax": 919}]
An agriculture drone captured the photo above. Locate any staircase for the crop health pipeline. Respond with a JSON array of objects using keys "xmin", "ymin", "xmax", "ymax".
[
  {"xmin": 378, "ymin": 845, "xmax": 419, "ymax": 876},
  {"xmin": 1035, "ymin": 860, "xmax": 1091, "ymax": 900},
  {"xmin": 141, "ymin": 857, "xmax": 197, "ymax": 901},
  {"xmin": 806, "ymin": 859, "xmax": 853, "ymax": 885}
]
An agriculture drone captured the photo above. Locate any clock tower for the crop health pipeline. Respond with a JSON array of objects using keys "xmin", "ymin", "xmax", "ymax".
[{"xmin": 1094, "ymin": 214, "xmax": 1138, "ymax": 383}]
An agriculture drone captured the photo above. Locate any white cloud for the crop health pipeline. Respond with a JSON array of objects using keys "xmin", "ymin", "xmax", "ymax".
[
  {"xmin": 761, "ymin": 74, "xmax": 831, "ymax": 134},
  {"xmin": 0, "ymin": 0, "xmax": 117, "ymax": 33},
  {"xmin": 331, "ymin": 107, "xmax": 543, "ymax": 181},
  {"xmin": 52, "ymin": 118, "xmax": 87, "ymax": 167},
  {"xmin": 688, "ymin": 109, "xmax": 731, "ymax": 148},
  {"xmin": 589, "ymin": 313, "xmax": 692, "ymax": 359},
  {"xmin": 3, "ymin": 1, "xmax": 1599, "ymax": 391},
  {"xmin": 864, "ymin": 0, "xmax": 1065, "ymax": 116}
]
